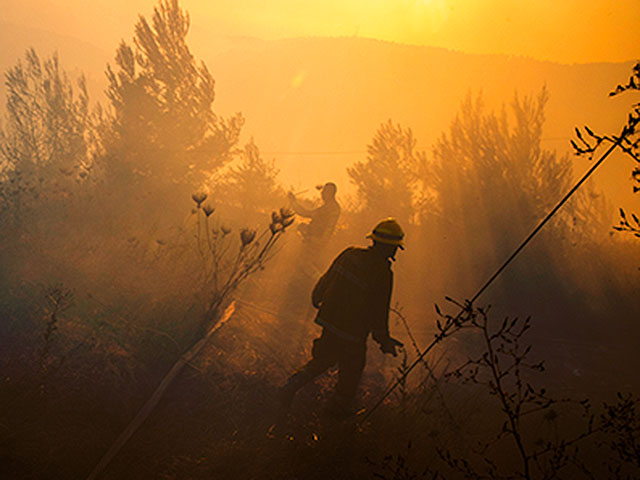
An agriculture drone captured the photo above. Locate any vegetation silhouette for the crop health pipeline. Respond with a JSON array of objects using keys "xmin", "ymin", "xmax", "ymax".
[
  {"xmin": 573, "ymin": 62, "xmax": 640, "ymax": 241},
  {"xmin": 0, "ymin": 48, "xmax": 96, "ymax": 224},
  {"xmin": 0, "ymin": 1, "xmax": 638, "ymax": 479}
]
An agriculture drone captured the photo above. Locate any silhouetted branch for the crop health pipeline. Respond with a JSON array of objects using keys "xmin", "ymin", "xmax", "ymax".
[{"xmin": 441, "ymin": 304, "xmax": 599, "ymax": 480}]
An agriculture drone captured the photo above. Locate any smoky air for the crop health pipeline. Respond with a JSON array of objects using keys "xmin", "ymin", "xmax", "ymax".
[{"xmin": 1, "ymin": 2, "xmax": 639, "ymax": 479}]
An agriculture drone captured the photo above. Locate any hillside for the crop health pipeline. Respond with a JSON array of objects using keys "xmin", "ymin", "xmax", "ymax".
[
  {"xmin": 206, "ymin": 37, "xmax": 634, "ymax": 194},
  {"xmin": 1, "ymin": 26, "xmax": 635, "ymax": 197},
  {"xmin": 0, "ymin": 21, "xmax": 109, "ymax": 100}
]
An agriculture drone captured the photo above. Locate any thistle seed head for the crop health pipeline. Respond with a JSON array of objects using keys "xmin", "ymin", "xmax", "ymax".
[
  {"xmin": 191, "ymin": 192, "xmax": 207, "ymax": 207},
  {"xmin": 269, "ymin": 222, "xmax": 282, "ymax": 235},
  {"xmin": 240, "ymin": 228, "xmax": 256, "ymax": 247},
  {"xmin": 280, "ymin": 207, "xmax": 295, "ymax": 220},
  {"xmin": 282, "ymin": 216, "xmax": 295, "ymax": 228},
  {"xmin": 203, "ymin": 204, "xmax": 215, "ymax": 217}
]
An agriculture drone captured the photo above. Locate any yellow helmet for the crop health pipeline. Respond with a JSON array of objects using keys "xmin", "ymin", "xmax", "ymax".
[{"xmin": 367, "ymin": 218, "xmax": 405, "ymax": 249}]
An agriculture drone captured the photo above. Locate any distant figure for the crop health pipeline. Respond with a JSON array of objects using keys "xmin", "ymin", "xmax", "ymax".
[
  {"xmin": 278, "ymin": 218, "xmax": 405, "ymax": 417},
  {"xmin": 288, "ymin": 182, "xmax": 341, "ymax": 248}
]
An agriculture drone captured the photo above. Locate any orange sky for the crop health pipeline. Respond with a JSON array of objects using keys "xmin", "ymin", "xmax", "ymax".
[
  {"xmin": 2, "ymin": 0, "xmax": 639, "ymax": 64},
  {"xmin": 1, "ymin": 0, "xmax": 638, "ymax": 209}
]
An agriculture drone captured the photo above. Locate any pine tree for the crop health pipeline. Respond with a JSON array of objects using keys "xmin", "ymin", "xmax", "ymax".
[
  {"xmin": 104, "ymin": 0, "xmax": 243, "ymax": 186},
  {"xmin": 347, "ymin": 119, "xmax": 427, "ymax": 227},
  {"xmin": 0, "ymin": 49, "xmax": 94, "ymax": 218},
  {"xmin": 211, "ymin": 139, "xmax": 284, "ymax": 214}
]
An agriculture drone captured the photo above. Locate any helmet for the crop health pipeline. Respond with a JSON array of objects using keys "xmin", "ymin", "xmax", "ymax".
[{"xmin": 367, "ymin": 218, "xmax": 405, "ymax": 249}]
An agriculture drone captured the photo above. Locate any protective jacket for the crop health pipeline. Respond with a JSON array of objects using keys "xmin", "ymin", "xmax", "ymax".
[
  {"xmin": 294, "ymin": 199, "xmax": 341, "ymax": 246},
  {"xmin": 311, "ymin": 246, "xmax": 393, "ymax": 344}
]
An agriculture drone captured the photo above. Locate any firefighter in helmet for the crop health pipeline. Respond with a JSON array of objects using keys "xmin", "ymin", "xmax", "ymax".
[{"xmin": 278, "ymin": 218, "xmax": 405, "ymax": 416}]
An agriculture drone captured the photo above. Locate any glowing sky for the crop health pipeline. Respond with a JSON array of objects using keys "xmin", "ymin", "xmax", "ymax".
[{"xmin": 2, "ymin": 0, "xmax": 639, "ymax": 64}]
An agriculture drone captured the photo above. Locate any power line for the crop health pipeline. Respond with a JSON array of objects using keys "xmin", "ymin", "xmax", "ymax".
[
  {"xmin": 262, "ymin": 150, "xmax": 365, "ymax": 156},
  {"xmin": 263, "ymin": 139, "xmax": 569, "ymax": 156},
  {"xmin": 359, "ymin": 124, "xmax": 631, "ymax": 424}
]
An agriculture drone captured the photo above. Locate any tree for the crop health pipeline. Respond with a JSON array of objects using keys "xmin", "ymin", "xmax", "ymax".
[
  {"xmin": 429, "ymin": 89, "xmax": 573, "ymax": 230},
  {"xmin": 422, "ymin": 89, "xmax": 603, "ymax": 296},
  {"xmin": 103, "ymin": 0, "xmax": 243, "ymax": 187},
  {"xmin": 209, "ymin": 139, "xmax": 285, "ymax": 215},
  {"xmin": 0, "ymin": 49, "xmax": 95, "ymax": 218},
  {"xmin": 347, "ymin": 119, "xmax": 427, "ymax": 227}
]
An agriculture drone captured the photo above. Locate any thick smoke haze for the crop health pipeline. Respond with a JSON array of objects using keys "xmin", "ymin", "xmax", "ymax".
[{"xmin": 1, "ymin": 1, "xmax": 639, "ymax": 479}]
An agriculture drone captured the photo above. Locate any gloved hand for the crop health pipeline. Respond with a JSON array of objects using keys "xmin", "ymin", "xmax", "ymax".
[{"xmin": 379, "ymin": 337, "xmax": 404, "ymax": 357}]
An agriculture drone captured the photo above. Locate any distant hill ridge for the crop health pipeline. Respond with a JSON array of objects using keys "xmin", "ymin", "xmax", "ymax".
[
  {"xmin": 1, "ymin": 24, "xmax": 634, "ymax": 192},
  {"xmin": 206, "ymin": 36, "xmax": 633, "ymax": 188}
]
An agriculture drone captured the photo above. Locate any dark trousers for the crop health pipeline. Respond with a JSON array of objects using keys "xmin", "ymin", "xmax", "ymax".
[{"xmin": 284, "ymin": 329, "xmax": 366, "ymax": 405}]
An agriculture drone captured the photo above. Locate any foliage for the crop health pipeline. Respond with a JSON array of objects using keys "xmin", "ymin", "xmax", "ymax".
[
  {"xmin": 191, "ymin": 191, "xmax": 295, "ymax": 327},
  {"xmin": 208, "ymin": 138, "xmax": 286, "ymax": 214},
  {"xmin": 369, "ymin": 301, "xmax": 640, "ymax": 480},
  {"xmin": 573, "ymin": 62, "xmax": 640, "ymax": 240},
  {"xmin": 614, "ymin": 208, "xmax": 640, "ymax": 238},
  {"xmin": 442, "ymin": 307, "xmax": 582, "ymax": 479},
  {"xmin": 419, "ymin": 89, "xmax": 612, "ymax": 301},
  {"xmin": 0, "ymin": 2, "xmax": 637, "ymax": 477},
  {"xmin": 427, "ymin": 89, "xmax": 578, "ymax": 236},
  {"xmin": 40, "ymin": 283, "xmax": 74, "ymax": 372},
  {"xmin": 600, "ymin": 392, "xmax": 640, "ymax": 479},
  {"xmin": 369, "ymin": 442, "xmax": 440, "ymax": 480},
  {"xmin": 0, "ymin": 49, "xmax": 95, "ymax": 219},
  {"xmin": 103, "ymin": 0, "xmax": 243, "ymax": 187},
  {"xmin": 348, "ymin": 119, "xmax": 428, "ymax": 226}
]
